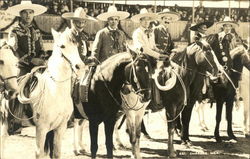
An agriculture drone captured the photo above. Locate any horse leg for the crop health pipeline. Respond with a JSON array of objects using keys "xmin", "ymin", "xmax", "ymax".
[
  {"xmin": 35, "ymin": 126, "xmax": 48, "ymax": 159},
  {"xmin": 126, "ymin": 111, "xmax": 144, "ymax": 159},
  {"xmin": 73, "ymin": 119, "xmax": 87, "ymax": 155},
  {"xmin": 167, "ymin": 120, "xmax": 176, "ymax": 158},
  {"xmin": 89, "ymin": 118, "xmax": 99, "ymax": 158},
  {"xmin": 104, "ymin": 117, "xmax": 116, "ymax": 158},
  {"xmin": 52, "ymin": 123, "xmax": 67, "ymax": 159},
  {"xmin": 226, "ymin": 97, "xmax": 237, "ymax": 140},
  {"xmin": 214, "ymin": 99, "xmax": 224, "ymax": 142},
  {"xmin": 181, "ymin": 101, "xmax": 195, "ymax": 145}
]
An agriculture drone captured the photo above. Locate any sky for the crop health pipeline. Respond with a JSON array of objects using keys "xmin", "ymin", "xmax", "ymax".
[{"xmin": 87, "ymin": 0, "xmax": 249, "ymax": 8}]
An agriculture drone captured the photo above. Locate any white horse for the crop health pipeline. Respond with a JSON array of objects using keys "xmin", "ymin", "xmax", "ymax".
[
  {"xmin": 0, "ymin": 40, "xmax": 19, "ymax": 158},
  {"xmin": 18, "ymin": 28, "xmax": 85, "ymax": 159}
]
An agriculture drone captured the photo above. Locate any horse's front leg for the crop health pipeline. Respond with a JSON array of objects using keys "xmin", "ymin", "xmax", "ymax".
[
  {"xmin": 214, "ymin": 99, "xmax": 224, "ymax": 142},
  {"xmin": 52, "ymin": 122, "xmax": 67, "ymax": 159},
  {"xmin": 167, "ymin": 120, "xmax": 176, "ymax": 158},
  {"xmin": 104, "ymin": 116, "xmax": 116, "ymax": 158},
  {"xmin": 226, "ymin": 96, "xmax": 237, "ymax": 141},
  {"xmin": 89, "ymin": 117, "xmax": 99, "ymax": 159},
  {"xmin": 35, "ymin": 126, "xmax": 48, "ymax": 159},
  {"xmin": 74, "ymin": 119, "xmax": 87, "ymax": 155},
  {"xmin": 126, "ymin": 109, "xmax": 145, "ymax": 159}
]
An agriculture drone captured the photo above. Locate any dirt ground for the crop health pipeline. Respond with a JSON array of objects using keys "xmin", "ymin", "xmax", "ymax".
[{"xmin": 2, "ymin": 102, "xmax": 250, "ymax": 159}]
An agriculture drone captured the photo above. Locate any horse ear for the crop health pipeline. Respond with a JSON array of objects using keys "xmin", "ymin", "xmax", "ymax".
[{"xmin": 51, "ymin": 28, "xmax": 60, "ymax": 41}]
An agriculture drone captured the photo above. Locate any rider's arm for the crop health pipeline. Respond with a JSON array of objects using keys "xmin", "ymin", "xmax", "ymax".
[{"xmin": 132, "ymin": 29, "xmax": 161, "ymax": 59}]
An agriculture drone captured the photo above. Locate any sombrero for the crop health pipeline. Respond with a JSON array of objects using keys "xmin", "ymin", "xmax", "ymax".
[
  {"xmin": 6, "ymin": 1, "xmax": 47, "ymax": 17},
  {"xmin": 158, "ymin": 8, "xmax": 180, "ymax": 22},
  {"xmin": 190, "ymin": 21, "xmax": 214, "ymax": 31},
  {"xmin": 62, "ymin": 7, "xmax": 97, "ymax": 22},
  {"xmin": 131, "ymin": 8, "xmax": 158, "ymax": 23},
  {"xmin": 216, "ymin": 16, "xmax": 239, "ymax": 28},
  {"xmin": 97, "ymin": 5, "xmax": 129, "ymax": 21}
]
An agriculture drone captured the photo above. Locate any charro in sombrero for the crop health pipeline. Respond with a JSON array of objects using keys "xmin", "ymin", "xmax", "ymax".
[
  {"xmin": 190, "ymin": 21, "xmax": 214, "ymax": 31},
  {"xmin": 6, "ymin": 0, "xmax": 47, "ymax": 16},
  {"xmin": 158, "ymin": 8, "xmax": 180, "ymax": 22},
  {"xmin": 131, "ymin": 8, "xmax": 158, "ymax": 23},
  {"xmin": 62, "ymin": 7, "xmax": 97, "ymax": 22},
  {"xmin": 97, "ymin": 5, "xmax": 129, "ymax": 21},
  {"xmin": 216, "ymin": 16, "xmax": 239, "ymax": 28}
]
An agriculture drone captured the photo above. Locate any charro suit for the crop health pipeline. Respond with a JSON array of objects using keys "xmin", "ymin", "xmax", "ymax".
[
  {"xmin": 154, "ymin": 25, "xmax": 174, "ymax": 55},
  {"xmin": 91, "ymin": 27, "xmax": 126, "ymax": 62}
]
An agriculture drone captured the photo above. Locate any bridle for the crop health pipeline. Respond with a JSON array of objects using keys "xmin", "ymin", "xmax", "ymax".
[
  {"xmin": 126, "ymin": 54, "xmax": 151, "ymax": 98},
  {"xmin": 48, "ymin": 45, "xmax": 78, "ymax": 82}
]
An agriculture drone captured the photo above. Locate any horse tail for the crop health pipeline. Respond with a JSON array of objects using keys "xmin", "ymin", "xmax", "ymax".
[{"xmin": 44, "ymin": 130, "xmax": 54, "ymax": 158}]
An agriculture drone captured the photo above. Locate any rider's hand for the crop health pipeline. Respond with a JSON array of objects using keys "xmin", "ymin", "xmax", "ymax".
[{"xmin": 31, "ymin": 58, "xmax": 45, "ymax": 66}]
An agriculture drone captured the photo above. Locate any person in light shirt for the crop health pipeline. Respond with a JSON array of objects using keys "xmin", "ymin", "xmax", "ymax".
[{"xmin": 131, "ymin": 8, "xmax": 169, "ymax": 61}]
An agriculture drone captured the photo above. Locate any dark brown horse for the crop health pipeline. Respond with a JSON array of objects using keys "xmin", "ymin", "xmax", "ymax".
[
  {"xmin": 212, "ymin": 33, "xmax": 250, "ymax": 142},
  {"xmin": 155, "ymin": 35, "xmax": 220, "ymax": 157},
  {"xmin": 82, "ymin": 51, "xmax": 152, "ymax": 158},
  {"xmin": 177, "ymin": 34, "xmax": 223, "ymax": 145}
]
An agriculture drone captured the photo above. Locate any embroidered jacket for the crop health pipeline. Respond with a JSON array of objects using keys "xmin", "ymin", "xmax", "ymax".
[
  {"xmin": 70, "ymin": 28, "xmax": 90, "ymax": 62},
  {"xmin": 8, "ymin": 22, "xmax": 45, "ymax": 61},
  {"xmin": 91, "ymin": 27, "xmax": 126, "ymax": 62},
  {"xmin": 154, "ymin": 25, "xmax": 174, "ymax": 55}
]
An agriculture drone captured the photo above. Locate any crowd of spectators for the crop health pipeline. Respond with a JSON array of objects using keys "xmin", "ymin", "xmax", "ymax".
[{"xmin": 0, "ymin": 0, "xmax": 249, "ymax": 22}]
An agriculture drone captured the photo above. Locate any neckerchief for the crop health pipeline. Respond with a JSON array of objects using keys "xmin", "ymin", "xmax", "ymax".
[{"xmin": 107, "ymin": 27, "xmax": 120, "ymax": 50}]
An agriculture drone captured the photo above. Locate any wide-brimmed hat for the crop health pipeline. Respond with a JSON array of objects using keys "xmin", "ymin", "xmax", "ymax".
[
  {"xmin": 97, "ymin": 5, "xmax": 129, "ymax": 21},
  {"xmin": 216, "ymin": 16, "xmax": 239, "ymax": 28},
  {"xmin": 131, "ymin": 8, "xmax": 158, "ymax": 23},
  {"xmin": 157, "ymin": 8, "xmax": 180, "ymax": 22},
  {"xmin": 62, "ymin": 7, "xmax": 97, "ymax": 22},
  {"xmin": 6, "ymin": 0, "xmax": 47, "ymax": 16},
  {"xmin": 190, "ymin": 21, "xmax": 214, "ymax": 31}
]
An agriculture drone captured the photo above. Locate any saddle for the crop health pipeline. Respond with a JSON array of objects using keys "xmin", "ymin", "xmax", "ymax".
[{"xmin": 72, "ymin": 66, "xmax": 95, "ymax": 103}]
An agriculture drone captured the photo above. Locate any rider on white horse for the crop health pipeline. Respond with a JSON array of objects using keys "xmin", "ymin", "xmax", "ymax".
[{"xmin": 6, "ymin": 0, "xmax": 47, "ymax": 135}]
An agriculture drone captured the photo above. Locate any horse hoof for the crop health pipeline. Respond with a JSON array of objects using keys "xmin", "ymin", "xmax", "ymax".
[
  {"xmin": 169, "ymin": 151, "xmax": 177, "ymax": 158},
  {"xmin": 215, "ymin": 137, "xmax": 222, "ymax": 143},
  {"xmin": 73, "ymin": 150, "xmax": 80, "ymax": 156}
]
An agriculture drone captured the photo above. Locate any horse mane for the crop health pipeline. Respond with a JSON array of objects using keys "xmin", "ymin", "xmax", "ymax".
[{"xmin": 94, "ymin": 52, "xmax": 132, "ymax": 81}]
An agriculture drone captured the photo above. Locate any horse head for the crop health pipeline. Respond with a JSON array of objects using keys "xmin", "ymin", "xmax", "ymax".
[
  {"xmin": 50, "ymin": 28, "xmax": 85, "ymax": 78},
  {"xmin": 124, "ymin": 48, "xmax": 152, "ymax": 102},
  {"xmin": 191, "ymin": 34, "xmax": 222, "ymax": 78},
  {"xmin": 0, "ymin": 41, "xmax": 19, "ymax": 99}
]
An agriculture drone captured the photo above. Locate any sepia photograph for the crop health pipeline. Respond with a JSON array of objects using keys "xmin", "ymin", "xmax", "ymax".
[{"xmin": 0, "ymin": 0, "xmax": 249, "ymax": 158}]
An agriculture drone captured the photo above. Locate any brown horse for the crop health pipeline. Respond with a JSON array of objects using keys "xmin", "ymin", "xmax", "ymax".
[
  {"xmin": 212, "ymin": 34, "xmax": 250, "ymax": 142},
  {"xmin": 155, "ymin": 35, "xmax": 220, "ymax": 157}
]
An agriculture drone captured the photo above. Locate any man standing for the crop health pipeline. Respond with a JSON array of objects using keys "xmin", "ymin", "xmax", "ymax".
[
  {"xmin": 7, "ymin": 0, "xmax": 47, "ymax": 76},
  {"xmin": 154, "ymin": 8, "xmax": 180, "ymax": 55},
  {"xmin": 6, "ymin": 0, "xmax": 47, "ymax": 134},
  {"xmin": 91, "ymin": 5, "xmax": 130, "ymax": 62}
]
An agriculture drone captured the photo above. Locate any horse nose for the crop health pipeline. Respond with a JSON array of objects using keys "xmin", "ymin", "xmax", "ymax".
[{"xmin": 75, "ymin": 64, "xmax": 80, "ymax": 70}]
